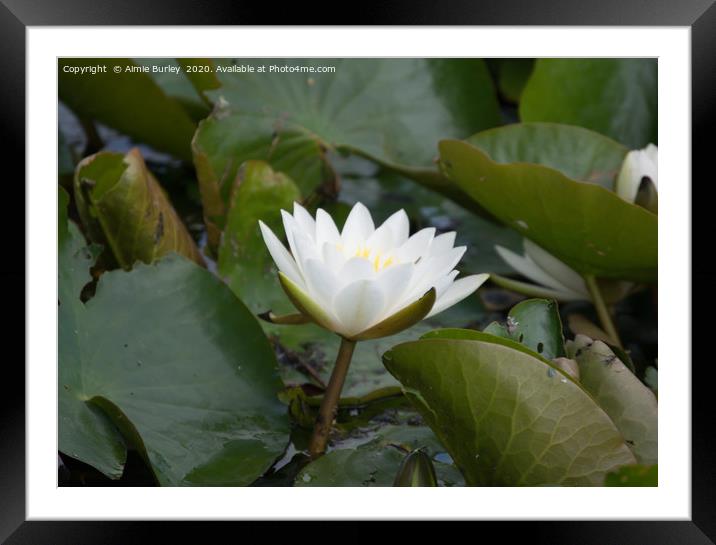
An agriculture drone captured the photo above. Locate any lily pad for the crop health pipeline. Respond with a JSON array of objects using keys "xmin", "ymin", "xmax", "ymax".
[
  {"xmin": 439, "ymin": 137, "xmax": 657, "ymax": 282},
  {"xmin": 483, "ymin": 298, "xmax": 565, "ymax": 360},
  {"xmin": 466, "ymin": 122, "xmax": 628, "ymax": 190},
  {"xmin": 383, "ymin": 329, "xmax": 636, "ymax": 485},
  {"xmin": 567, "ymin": 335, "xmax": 658, "ymax": 464},
  {"xmin": 74, "ymin": 148, "xmax": 205, "ymax": 269},
  {"xmin": 59, "ymin": 187, "xmax": 127, "ymax": 478},
  {"xmin": 295, "ymin": 421, "xmax": 464, "ymax": 487},
  {"xmin": 58, "ymin": 58, "xmax": 197, "ymax": 160},
  {"xmin": 59, "ymin": 197, "xmax": 290, "ymax": 484},
  {"xmin": 520, "ymin": 59, "xmax": 657, "ymax": 148},
  {"xmin": 295, "ymin": 446, "xmax": 405, "ymax": 486},
  {"xmin": 192, "ymin": 58, "xmax": 501, "ymax": 249}
]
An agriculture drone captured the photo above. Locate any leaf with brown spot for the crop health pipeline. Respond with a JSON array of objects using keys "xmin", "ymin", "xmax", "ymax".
[{"xmin": 74, "ymin": 148, "xmax": 205, "ymax": 270}]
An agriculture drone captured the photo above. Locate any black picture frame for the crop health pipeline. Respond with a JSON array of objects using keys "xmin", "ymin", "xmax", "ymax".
[{"xmin": 3, "ymin": 0, "xmax": 712, "ymax": 541}]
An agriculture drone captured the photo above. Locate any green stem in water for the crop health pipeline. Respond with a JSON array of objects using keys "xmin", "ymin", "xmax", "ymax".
[
  {"xmin": 584, "ymin": 274, "xmax": 623, "ymax": 349},
  {"xmin": 308, "ymin": 337, "xmax": 357, "ymax": 459}
]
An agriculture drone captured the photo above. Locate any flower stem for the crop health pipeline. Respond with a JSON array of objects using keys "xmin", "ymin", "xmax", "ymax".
[
  {"xmin": 584, "ymin": 274, "xmax": 623, "ymax": 349},
  {"xmin": 308, "ymin": 337, "xmax": 357, "ymax": 458}
]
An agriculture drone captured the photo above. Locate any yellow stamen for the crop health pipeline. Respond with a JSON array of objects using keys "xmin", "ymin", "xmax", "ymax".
[
  {"xmin": 340, "ymin": 243, "xmax": 397, "ymax": 271},
  {"xmin": 373, "ymin": 255, "xmax": 381, "ymax": 271}
]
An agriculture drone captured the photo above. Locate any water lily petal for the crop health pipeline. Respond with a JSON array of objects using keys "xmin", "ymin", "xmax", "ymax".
[
  {"xmin": 429, "ymin": 231, "xmax": 457, "ymax": 256},
  {"xmin": 417, "ymin": 246, "xmax": 466, "ymax": 286},
  {"xmin": 258, "ymin": 221, "xmax": 302, "ymax": 286},
  {"xmin": 353, "ymin": 288, "xmax": 435, "ymax": 341},
  {"xmin": 434, "ymin": 270, "xmax": 459, "ymax": 299},
  {"xmin": 315, "ymin": 208, "xmax": 341, "ymax": 247},
  {"xmin": 292, "ymin": 202, "xmax": 316, "ymax": 240},
  {"xmin": 365, "ymin": 224, "xmax": 395, "ymax": 255},
  {"xmin": 278, "ymin": 272, "xmax": 339, "ymax": 331},
  {"xmin": 523, "ymin": 239, "xmax": 588, "ymax": 296},
  {"xmin": 322, "ymin": 241, "xmax": 346, "ymax": 271},
  {"xmin": 281, "ymin": 209, "xmax": 300, "ymax": 260},
  {"xmin": 375, "ymin": 263, "xmax": 414, "ymax": 314},
  {"xmin": 400, "ymin": 246, "xmax": 466, "ymax": 305},
  {"xmin": 427, "ymin": 273, "xmax": 489, "ymax": 318},
  {"xmin": 339, "ymin": 256, "xmax": 375, "ymax": 286},
  {"xmin": 333, "ymin": 279, "xmax": 386, "ymax": 337},
  {"xmin": 303, "ymin": 258, "xmax": 339, "ymax": 308},
  {"xmin": 396, "ymin": 227, "xmax": 436, "ymax": 263},
  {"xmin": 341, "ymin": 202, "xmax": 375, "ymax": 252},
  {"xmin": 380, "ymin": 209, "xmax": 410, "ymax": 246},
  {"xmin": 292, "ymin": 230, "xmax": 320, "ymax": 276}
]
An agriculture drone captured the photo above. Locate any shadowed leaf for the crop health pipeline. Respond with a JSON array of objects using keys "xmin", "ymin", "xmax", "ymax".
[{"xmin": 59, "ymin": 58, "xmax": 196, "ymax": 160}]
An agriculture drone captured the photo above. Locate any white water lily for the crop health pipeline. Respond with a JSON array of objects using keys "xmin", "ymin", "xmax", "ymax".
[
  {"xmin": 259, "ymin": 202, "xmax": 488, "ymax": 340},
  {"xmin": 495, "ymin": 239, "xmax": 590, "ymax": 302},
  {"xmin": 616, "ymin": 143, "xmax": 658, "ymax": 205}
]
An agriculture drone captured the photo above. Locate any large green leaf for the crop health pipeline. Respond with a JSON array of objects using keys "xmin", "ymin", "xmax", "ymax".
[
  {"xmin": 466, "ymin": 122, "xmax": 628, "ymax": 190},
  {"xmin": 439, "ymin": 138, "xmax": 657, "ymax": 282},
  {"xmin": 483, "ymin": 298, "xmax": 565, "ymax": 360},
  {"xmin": 520, "ymin": 59, "xmax": 657, "ymax": 148},
  {"xmin": 383, "ymin": 330, "xmax": 636, "ymax": 485},
  {"xmin": 567, "ymin": 335, "xmax": 658, "ymax": 465},
  {"xmin": 59, "ymin": 200, "xmax": 290, "ymax": 483},
  {"xmin": 192, "ymin": 58, "xmax": 501, "ymax": 249},
  {"xmin": 59, "ymin": 187, "xmax": 127, "ymax": 478},
  {"xmin": 74, "ymin": 148, "xmax": 205, "ymax": 269},
  {"xmin": 58, "ymin": 58, "xmax": 196, "ymax": 160}
]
